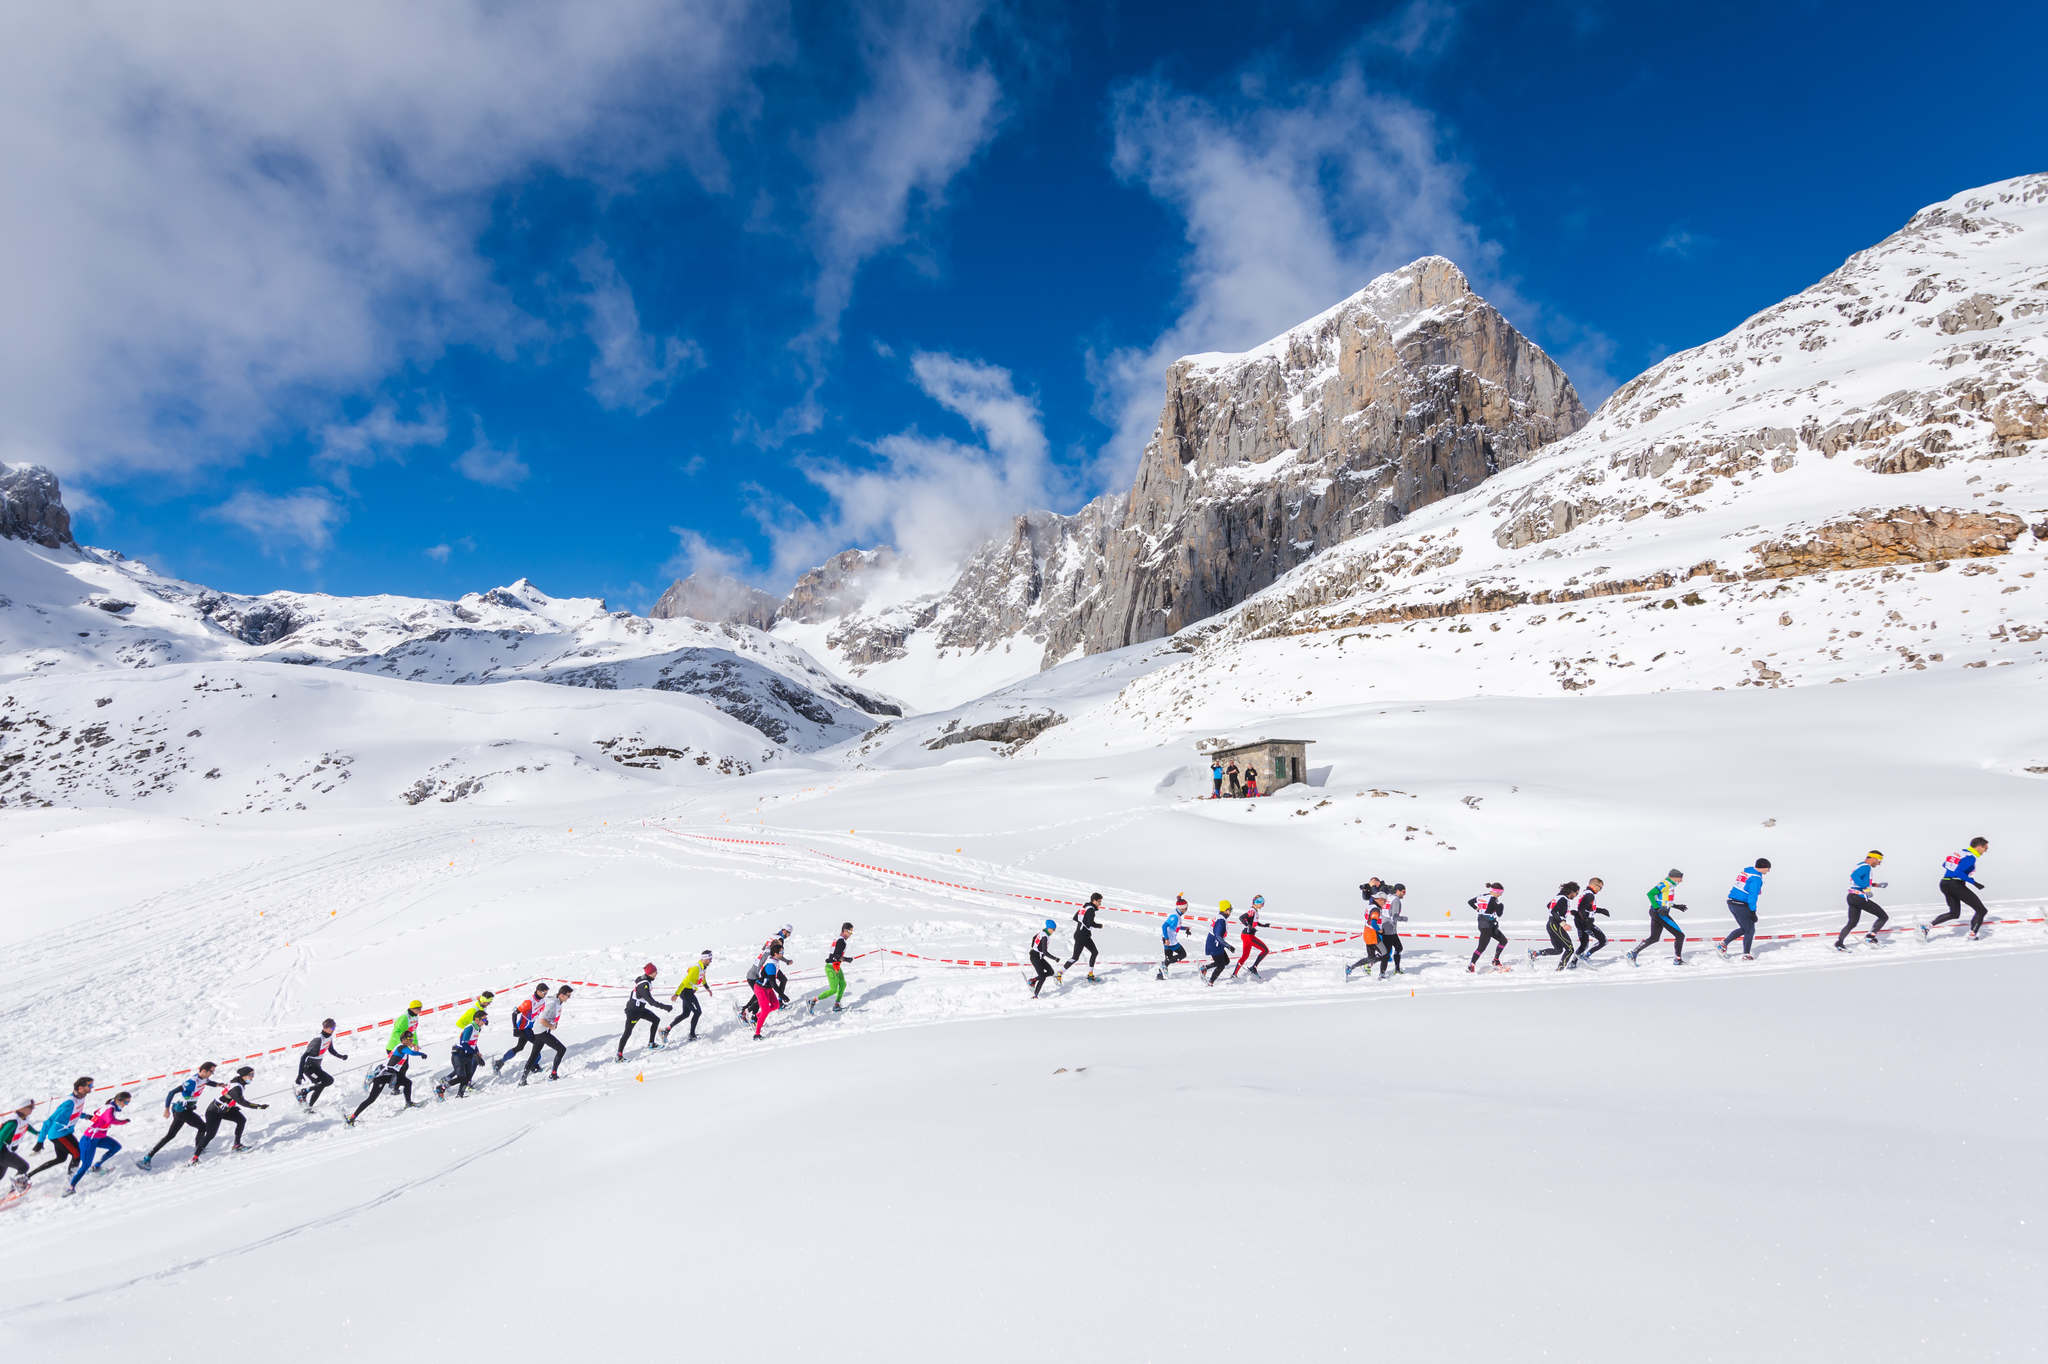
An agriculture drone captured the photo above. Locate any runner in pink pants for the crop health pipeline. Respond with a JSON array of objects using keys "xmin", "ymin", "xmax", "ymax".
[{"xmin": 752, "ymin": 951, "xmax": 786, "ymax": 1039}]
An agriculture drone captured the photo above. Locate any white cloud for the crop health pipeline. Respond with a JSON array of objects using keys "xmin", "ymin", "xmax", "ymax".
[
  {"xmin": 315, "ymin": 398, "xmax": 449, "ymax": 486},
  {"xmin": 802, "ymin": 1, "xmax": 1002, "ymax": 343},
  {"xmin": 455, "ymin": 420, "xmax": 529, "ymax": 489},
  {"xmin": 1656, "ymin": 228, "xmax": 1708, "ymax": 259},
  {"xmin": 0, "ymin": 2, "xmax": 778, "ymax": 479},
  {"xmin": 662, "ymin": 527, "xmax": 747, "ymax": 585},
  {"xmin": 210, "ymin": 487, "xmax": 345, "ymax": 559},
  {"xmin": 424, "ymin": 543, "xmax": 453, "ymax": 563},
  {"xmin": 1366, "ymin": 0, "xmax": 1462, "ymax": 61},
  {"xmin": 763, "ymin": 350, "xmax": 1057, "ymax": 581},
  {"xmin": 574, "ymin": 243, "xmax": 704, "ymax": 415},
  {"xmin": 1096, "ymin": 60, "xmax": 1619, "ymax": 479}
]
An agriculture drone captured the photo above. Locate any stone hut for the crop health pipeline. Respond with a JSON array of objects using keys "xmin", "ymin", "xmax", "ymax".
[{"xmin": 1201, "ymin": 739, "xmax": 1314, "ymax": 794}]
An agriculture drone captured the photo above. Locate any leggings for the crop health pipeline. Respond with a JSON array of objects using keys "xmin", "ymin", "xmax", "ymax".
[
  {"xmin": 146, "ymin": 1109, "xmax": 208, "ymax": 1160},
  {"xmin": 1205, "ymin": 950, "xmax": 1231, "ymax": 984},
  {"xmin": 1533, "ymin": 918, "xmax": 1575, "ymax": 966},
  {"xmin": 1029, "ymin": 951, "xmax": 1056, "ymax": 996},
  {"xmin": 1349, "ymin": 940, "xmax": 1381, "ymax": 972},
  {"xmin": 1235, "ymin": 934, "xmax": 1268, "ymax": 974},
  {"xmin": 1470, "ymin": 915, "xmax": 1507, "ymax": 965},
  {"xmin": 297, "ymin": 1060, "xmax": 336, "ymax": 1108},
  {"xmin": 619, "ymin": 1004, "xmax": 664, "ymax": 1053},
  {"xmin": 498, "ymin": 1029, "xmax": 538, "ymax": 1070},
  {"xmin": 352, "ymin": 1071, "xmax": 412, "ymax": 1122},
  {"xmin": 30, "ymin": 1133, "xmax": 82, "ymax": 1177},
  {"xmin": 525, "ymin": 1034, "xmax": 565, "ymax": 1076},
  {"xmin": 751, "ymin": 983, "xmax": 781, "ymax": 1036},
  {"xmin": 815, "ymin": 969, "xmax": 846, "ymax": 1007},
  {"xmin": 195, "ymin": 1107, "xmax": 245, "ymax": 1155},
  {"xmin": 70, "ymin": 1135, "xmax": 119, "ymax": 1186},
  {"xmin": 1721, "ymin": 902, "xmax": 1757, "ymax": 955},
  {"xmin": 2, "ymin": 1148, "xmax": 26, "ymax": 1182},
  {"xmin": 664, "ymin": 988, "xmax": 704, "ymax": 1038},
  {"xmin": 1161, "ymin": 942, "xmax": 1188, "ymax": 969},
  {"xmin": 1064, "ymin": 930, "xmax": 1098, "ymax": 971},
  {"xmin": 1837, "ymin": 894, "xmax": 1889, "ymax": 947},
  {"xmin": 439, "ymin": 1049, "xmax": 480, "ymax": 1096},
  {"xmin": 1573, "ymin": 912, "xmax": 1607, "ymax": 958},
  {"xmin": 1640, "ymin": 912, "xmax": 1685, "ymax": 957},
  {"xmin": 1379, "ymin": 932, "xmax": 1403, "ymax": 975},
  {"xmin": 1931, "ymin": 879, "xmax": 1988, "ymax": 934}
]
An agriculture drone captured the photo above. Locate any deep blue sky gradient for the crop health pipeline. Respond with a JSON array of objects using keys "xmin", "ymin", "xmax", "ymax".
[{"xmin": 67, "ymin": 0, "xmax": 2048, "ymax": 608}]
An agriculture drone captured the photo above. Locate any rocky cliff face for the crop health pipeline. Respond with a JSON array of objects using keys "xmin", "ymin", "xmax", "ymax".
[
  {"xmin": 1190, "ymin": 174, "xmax": 2048, "ymax": 649},
  {"xmin": 1053, "ymin": 257, "xmax": 1586, "ymax": 657},
  {"xmin": 0, "ymin": 464, "xmax": 76, "ymax": 549},
  {"xmin": 650, "ymin": 572, "xmax": 780, "ymax": 630},
  {"xmin": 674, "ymin": 258, "xmax": 1586, "ymax": 706}
]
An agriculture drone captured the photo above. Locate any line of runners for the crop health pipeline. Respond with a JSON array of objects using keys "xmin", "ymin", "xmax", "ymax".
[{"xmin": 0, "ymin": 840, "xmax": 2000, "ymax": 1201}]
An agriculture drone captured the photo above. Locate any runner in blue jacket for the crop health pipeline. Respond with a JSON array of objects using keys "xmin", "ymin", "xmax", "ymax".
[
  {"xmin": 1922, "ymin": 838, "xmax": 1991, "ymax": 939},
  {"xmin": 1202, "ymin": 905, "xmax": 1235, "ymax": 985},
  {"xmin": 1719, "ymin": 859, "xmax": 1771, "ymax": 959},
  {"xmin": 1156, "ymin": 903, "xmax": 1191, "ymax": 979},
  {"xmin": 1835, "ymin": 852, "xmax": 1889, "ymax": 949},
  {"xmin": 28, "ymin": 1077, "xmax": 93, "ymax": 1179}
]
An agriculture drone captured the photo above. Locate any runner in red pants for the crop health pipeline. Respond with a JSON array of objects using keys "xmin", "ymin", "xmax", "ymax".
[{"xmin": 1233, "ymin": 895, "xmax": 1271, "ymax": 977}]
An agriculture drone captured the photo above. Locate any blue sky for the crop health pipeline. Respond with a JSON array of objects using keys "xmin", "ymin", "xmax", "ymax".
[{"xmin": 7, "ymin": 0, "xmax": 2044, "ymax": 608}]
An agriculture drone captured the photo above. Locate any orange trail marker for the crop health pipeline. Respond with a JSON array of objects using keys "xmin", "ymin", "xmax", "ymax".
[{"xmin": 635, "ymin": 1072, "xmax": 644, "ymax": 1083}]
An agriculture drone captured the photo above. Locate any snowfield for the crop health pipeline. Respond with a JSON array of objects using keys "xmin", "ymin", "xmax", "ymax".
[
  {"xmin": 3, "ymin": 664, "xmax": 2045, "ymax": 1357},
  {"xmin": 6, "ymin": 174, "xmax": 2048, "ymax": 1360}
]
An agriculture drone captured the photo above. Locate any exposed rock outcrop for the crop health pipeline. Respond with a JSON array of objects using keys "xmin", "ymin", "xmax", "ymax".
[
  {"xmin": 1749, "ymin": 509, "xmax": 2027, "ymax": 576},
  {"xmin": 0, "ymin": 464, "xmax": 76, "ymax": 549},
  {"xmin": 923, "ymin": 710, "xmax": 1066, "ymax": 754},
  {"xmin": 651, "ymin": 572, "xmax": 780, "ymax": 630},
  {"xmin": 1058, "ymin": 257, "xmax": 1587, "ymax": 657}
]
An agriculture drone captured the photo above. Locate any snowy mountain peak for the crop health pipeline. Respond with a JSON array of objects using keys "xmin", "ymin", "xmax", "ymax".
[{"xmin": 1179, "ymin": 253, "xmax": 1477, "ymax": 374}]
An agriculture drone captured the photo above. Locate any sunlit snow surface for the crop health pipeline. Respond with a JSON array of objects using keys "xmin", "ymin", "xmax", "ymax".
[{"xmin": 2, "ymin": 671, "xmax": 2044, "ymax": 1357}]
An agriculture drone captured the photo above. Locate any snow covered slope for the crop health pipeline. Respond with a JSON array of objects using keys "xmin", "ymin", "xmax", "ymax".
[
  {"xmin": 1, "ymin": 666, "xmax": 2043, "ymax": 1357},
  {"xmin": 0, "ymin": 508, "xmax": 901, "ymax": 809}
]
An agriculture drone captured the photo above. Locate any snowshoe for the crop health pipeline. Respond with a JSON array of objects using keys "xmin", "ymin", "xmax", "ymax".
[
  {"xmin": 137, "ymin": 1156, "xmax": 152, "ymax": 1171},
  {"xmin": 1741, "ymin": 953, "xmax": 1755, "ymax": 961},
  {"xmin": 1918, "ymin": 924, "xmax": 1931, "ymax": 940},
  {"xmin": 831, "ymin": 1005, "xmax": 844, "ymax": 1013},
  {"xmin": 1344, "ymin": 965, "xmax": 1354, "ymax": 979},
  {"xmin": 1834, "ymin": 943, "xmax": 1850, "ymax": 953},
  {"xmin": 344, "ymin": 1115, "xmax": 357, "ymax": 1128},
  {"xmin": 1626, "ymin": 949, "xmax": 1640, "ymax": 967},
  {"xmin": 434, "ymin": 1084, "xmax": 448, "ymax": 1102},
  {"xmin": 1864, "ymin": 933, "xmax": 1879, "ymax": 945},
  {"xmin": 1154, "ymin": 969, "xmax": 1165, "ymax": 980}
]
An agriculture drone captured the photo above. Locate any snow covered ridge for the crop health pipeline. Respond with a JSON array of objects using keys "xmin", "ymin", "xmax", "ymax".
[
  {"xmin": 0, "ymin": 502, "xmax": 906, "ymax": 810},
  {"xmin": 1088, "ymin": 175, "xmax": 2048, "ymax": 708}
]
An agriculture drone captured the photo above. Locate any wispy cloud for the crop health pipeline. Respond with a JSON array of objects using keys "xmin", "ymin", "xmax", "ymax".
[
  {"xmin": 574, "ymin": 243, "xmax": 704, "ymax": 415},
  {"xmin": 761, "ymin": 350, "xmax": 1058, "ymax": 581},
  {"xmin": 455, "ymin": 419, "xmax": 529, "ymax": 489},
  {"xmin": 1655, "ymin": 227, "xmax": 1710, "ymax": 259},
  {"xmin": 1095, "ymin": 58, "xmax": 1620, "ymax": 478},
  {"xmin": 803, "ymin": 2, "xmax": 1002, "ymax": 342},
  {"xmin": 423, "ymin": 536, "xmax": 475, "ymax": 563},
  {"xmin": 1366, "ymin": 0, "xmax": 1461, "ymax": 61},
  {"xmin": 210, "ymin": 487, "xmax": 346, "ymax": 560},
  {"xmin": 0, "ymin": 2, "xmax": 780, "ymax": 480},
  {"xmin": 315, "ymin": 398, "xmax": 449, "ymax": 486}
]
